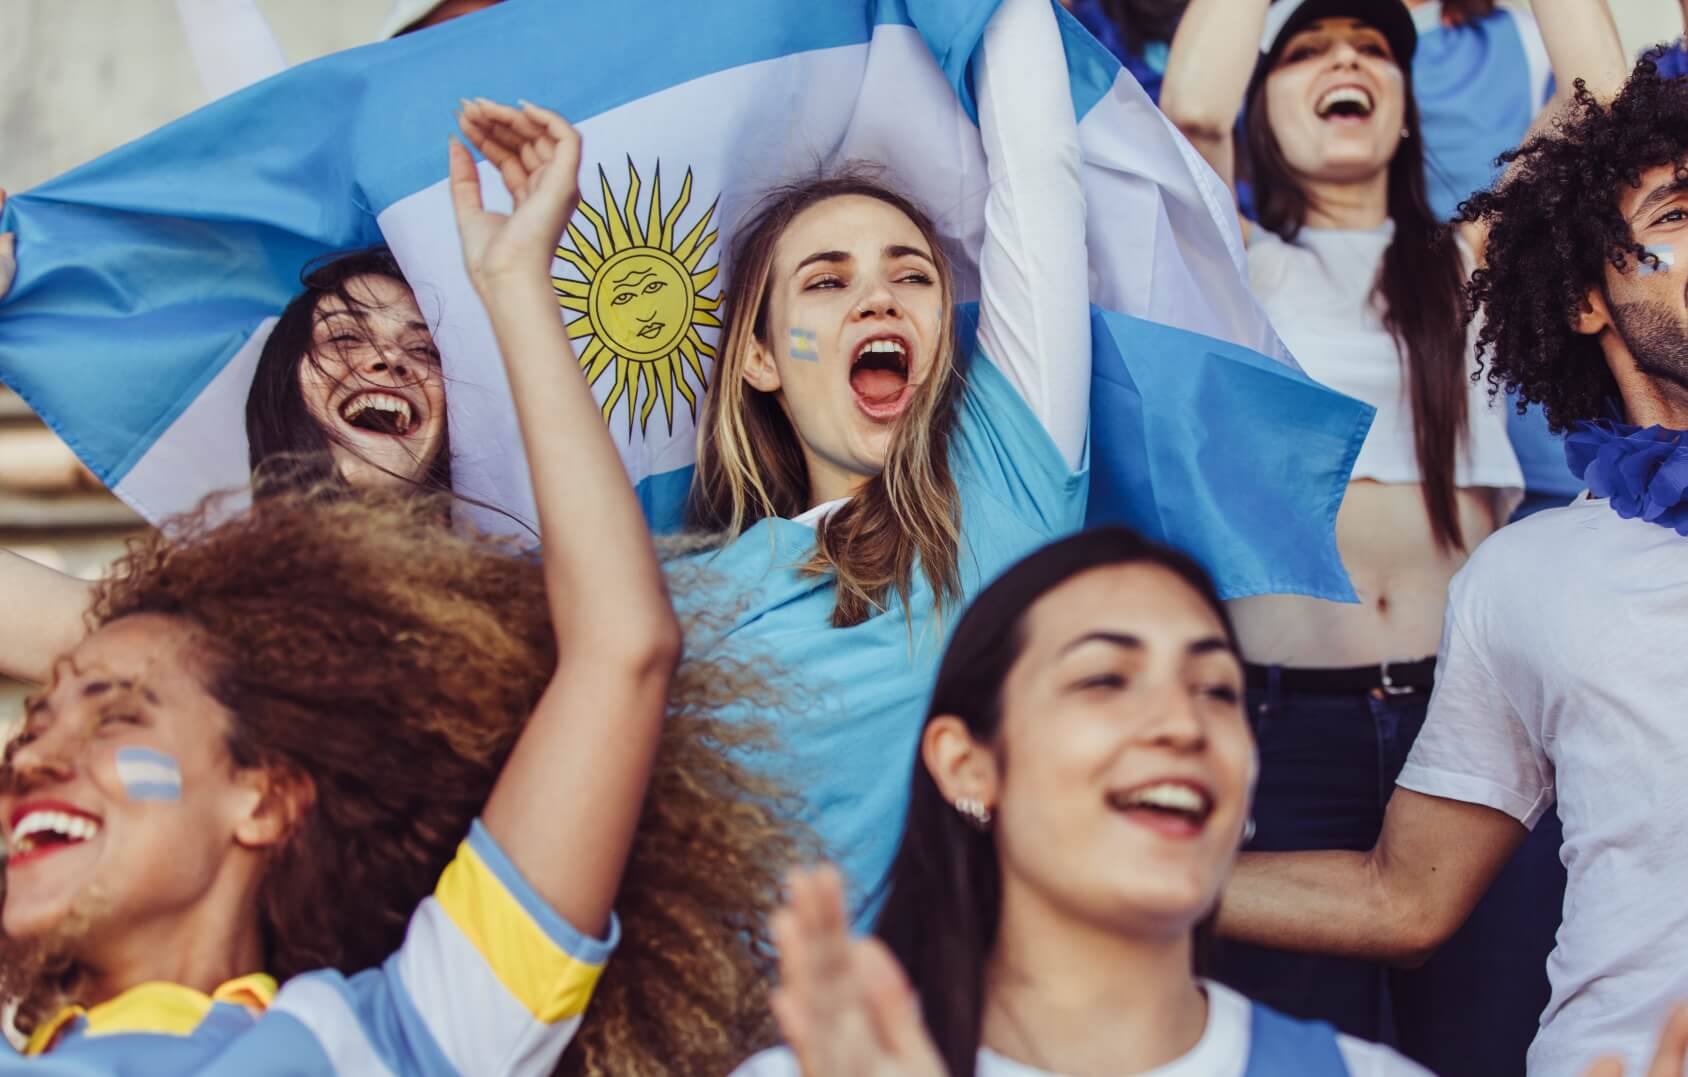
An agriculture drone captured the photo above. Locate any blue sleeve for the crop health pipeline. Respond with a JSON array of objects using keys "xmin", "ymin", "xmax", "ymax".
[{"xmin": 950, "ymin": 345, "xmax": 1089, "ymax": 537}]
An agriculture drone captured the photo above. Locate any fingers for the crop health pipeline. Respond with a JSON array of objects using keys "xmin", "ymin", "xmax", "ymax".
[
  {"xmin": 856, "ymin": 937, "xmax": 943, "ymax": 1070},
  {"xmin": 446, "ymin": 137, "xmax": 484, "ymax": 221},
  {"xmin": 1648, "ymin": 1004, "xmax": 1688, "ymax": 1077},
  {"xmin": 459, "ymin": 103, "xmax": 532, "ymax": 204}
]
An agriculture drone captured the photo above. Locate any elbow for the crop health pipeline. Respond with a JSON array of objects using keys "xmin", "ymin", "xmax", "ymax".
[{"xmin": 1159, "ymin": 92, "xmax": 1233, "ymax": 148}]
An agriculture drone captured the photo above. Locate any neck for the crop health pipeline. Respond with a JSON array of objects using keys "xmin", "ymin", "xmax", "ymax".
[
  {"xmin": 77, "ymin": 867, "xmax": 267, "ymax": 1007},
  {"xmin": 802, "ymin": 454, "xmax": 872, "ymax": 511},
  {"xmin": 1298, "ymin": 171, "xmax": 1391, "ymax": 231},
  {"xmin": 982, "ymin": 884, "xmax": 1207, "ymax": 1077},
  {"xmin": 1605, "ymin": 334, "xmax": 1688, "ymax": 430}
]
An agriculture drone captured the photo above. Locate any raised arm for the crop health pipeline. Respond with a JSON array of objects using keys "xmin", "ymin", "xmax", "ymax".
[
  {"xmin": 973, "ymin": 0, "xmax": 1090, "ymax": 470},
  {"xmin": 1218, "ymin": 788, "xmax": 1525, "ymax": 966},
  {"xmin": 173, "ymin": 0, "xmax": 288, "ymax": 100},
  {"xmin": 1160, "ymin": 0, "xmax": 1267, "ymax": 199},
  {"xmin": 449, "ymin": 100, "xmax": 681, "ymax": 940},
  {"xmin": 0, "ymin": 549, "xmax": 92, "ymax": 684},
  {"xmin": 1461, "ymin": 0, "xmax": 1627, "ymax": 259}
]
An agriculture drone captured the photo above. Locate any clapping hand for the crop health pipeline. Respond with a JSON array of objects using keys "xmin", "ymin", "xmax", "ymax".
[{"xmin": 770, "ymin": 865, "xmax": 947, "ymax": 1077}]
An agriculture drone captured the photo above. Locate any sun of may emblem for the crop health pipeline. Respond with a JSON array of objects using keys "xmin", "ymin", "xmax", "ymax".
[{"xmin": 552, "ymin": 158, "xmax": 721, "ymax": 435}]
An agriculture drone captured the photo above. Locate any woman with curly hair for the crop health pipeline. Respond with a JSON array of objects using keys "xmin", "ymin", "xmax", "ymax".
[
  {"xmin": 0, "ymin": 99, "xmax": 798, "ymax": 1075},
  {"xmin": 1217, "ymin": 60, "xmax": 1688, "ymax": 1077},
  {"xmin": 1160, "ymin": 0, "xmax": 1624, "ymax": 1070}
]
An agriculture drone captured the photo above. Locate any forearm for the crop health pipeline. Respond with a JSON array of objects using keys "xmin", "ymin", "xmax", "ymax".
[
  {"xmin": 1219, "ymin": 848, "xmax": 1434, "ymax": 965},
  {"xmin": 477, "ymin": 275, "xmax": 677, "ymax": 936},
  {"xmin": 1161, "ymin": 0, "xmax": 1266, "ymax": 170},
  {"xmin": 0, "ymin": 549, "xmax": 93, "ymax": 683},
  {"xmin": 1533, "ymin": 0, "xmax": 1627, "ymax": 105},
  {"xmin": 973, "ymin": 0, "xmax": 1089, "ymax": 466}
]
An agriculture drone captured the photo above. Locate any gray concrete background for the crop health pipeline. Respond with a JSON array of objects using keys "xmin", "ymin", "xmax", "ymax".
[{"xmin": 2, "ymin": 1, "xmax": 1685, "ymax": 192}]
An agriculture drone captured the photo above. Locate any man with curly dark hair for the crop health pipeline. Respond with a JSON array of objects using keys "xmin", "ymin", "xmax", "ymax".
[{"xmin": 1213, "ymin": 60, "xmax": 1688, "ymax": 1077}]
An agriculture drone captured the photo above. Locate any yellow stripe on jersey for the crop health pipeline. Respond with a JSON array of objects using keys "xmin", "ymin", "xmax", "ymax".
[{"xmin": 433, "ymin": 840, "xmax": 607, "ymax": 1022}]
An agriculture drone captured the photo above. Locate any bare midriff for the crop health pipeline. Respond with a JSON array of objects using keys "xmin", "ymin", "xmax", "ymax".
[{"xmin": 1229, "ymin": 480, "xmax": 1502, "ymax": 668}]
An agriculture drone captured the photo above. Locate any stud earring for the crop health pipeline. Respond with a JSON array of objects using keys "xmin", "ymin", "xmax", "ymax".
[
  {"xmin": 954, "ymin": 796, "xmax": 993, "ymax": 829},
  {"xmin": 1401, "ymin": 126, "xmax": 1411, "ymax": 140},
  {"xmin": 1242, "ymin": 817, "xmax": 1257, "ymax": 846}
]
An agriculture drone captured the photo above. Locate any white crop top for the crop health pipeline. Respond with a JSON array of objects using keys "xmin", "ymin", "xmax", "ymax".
[{"xmin": 1246, "ymin": 223, "xmax": 1522, "ymax": 498}]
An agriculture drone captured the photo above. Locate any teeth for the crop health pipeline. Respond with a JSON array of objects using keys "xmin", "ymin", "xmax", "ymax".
[
  {"xmin": 1317, "ymin": 86, "xmax": 1373, "ymax": 116},
  {"xmin": 860, "ymin": 339, "xmax": 907, "ymax": 356},
  {"xmin": 9, "ymin": 810, "xmax": 101, "ymax": 851},
  {"xmin": 342, "ymin": 393, "xmax": 414, "ymax": 432},
  {"xmin": 1114, "ymin": 783, "xmax": 1209, "ymax": 815}
]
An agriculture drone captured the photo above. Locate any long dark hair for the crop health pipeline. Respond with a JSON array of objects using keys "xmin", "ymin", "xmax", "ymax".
[
  {"xmin": 871, "ymin": 527, "xmax": 1237, "ymax": 1077},
  {"xmin": 244, "ymin": 247, "xmax": 453, "ymax": 496},
  {"xmin": 1246, "ymin": 52, "xmax": 1472, "ymax": 550}
]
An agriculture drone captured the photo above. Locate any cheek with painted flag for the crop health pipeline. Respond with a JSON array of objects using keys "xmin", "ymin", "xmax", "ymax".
[{"xmin": 0, "ymin": 0, "xmax": 1370, "ymax": 601}]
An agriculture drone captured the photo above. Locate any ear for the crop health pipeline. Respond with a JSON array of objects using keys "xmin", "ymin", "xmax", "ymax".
[
  {"xmin": 1574, "ymin": 283, "xmax": 1614, "ymax": 337},
  {"xmin": 740, "ymin": 335, "xmax": 783, "ymax": 393},
  {"xmin": 921, "ymin": 715, "xmax": 1000, "ymax": 814},
  {"xmin": 231, "ymin": 767, "xmax": 317, "ymax": 850}
]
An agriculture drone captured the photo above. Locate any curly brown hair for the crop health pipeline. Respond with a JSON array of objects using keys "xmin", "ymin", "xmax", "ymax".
[
  {"xmin": 1460, "ymin": 57, "xmax": 1688, "ymax": 432},
  {"xmin": 0, "ymin": 484, "xmax": 804, "ymax": 1075}
]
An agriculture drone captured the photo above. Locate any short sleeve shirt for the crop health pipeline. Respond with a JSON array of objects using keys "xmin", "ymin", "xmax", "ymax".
[{"xmin": 1398, "ymin": 496, "xmax": 1688, "ymax": 1077}]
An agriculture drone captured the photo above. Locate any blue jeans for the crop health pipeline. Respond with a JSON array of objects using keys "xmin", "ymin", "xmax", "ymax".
[{"xmin": 1212, "ymin": 675, "xmax": 1566, "ymax": 1077}]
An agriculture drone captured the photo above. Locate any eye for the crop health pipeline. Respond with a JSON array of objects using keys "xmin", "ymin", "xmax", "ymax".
[
  {"xmin": 98, "ymin": 712, "xmax": 142, "ymax": 730},
  {"xmin": 1072, "ymin": 673, "xmax": 1127, "ymax": 692},
  {"xmin": 1654, "ymin": 208, "xmax": 1688, "ymax": 226},
  {"xmin": 804, "ymin": 275, "xmax": 844, "ymax": 291},
  {"xmin": 1360, "ymin": 42, "xmax": 1388, "ymax": 58},
  {"xmin": 895, "ymin": 272, "xmax": 933, "ymax": 286},
  {"xmin": 642, "ymin": 280, "xmax": 666, "ymax": 294},
  {"xmin": 1201, "ymin": 684, "xmax": 1242, "ymax": 705},
  {"xmin": 1284, "ymin": 44, "xmax": 1318, "ymax": 63},
  {"xmin": 611, "ymin": 292, "xmax": 635, "ymax": 306}
]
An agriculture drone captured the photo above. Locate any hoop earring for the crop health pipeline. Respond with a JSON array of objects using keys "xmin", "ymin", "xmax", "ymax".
[{"xmin": 954, "ymin": 796, "xmax": 993, "ymax": 829}]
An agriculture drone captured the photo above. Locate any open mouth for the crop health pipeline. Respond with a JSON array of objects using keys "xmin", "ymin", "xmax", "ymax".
[
  {"xmin": 849, "ymin": 335, "xmax": 913, "ymax": 422},
  {"xmin": 338, "ymin": 390, "xmax": 418, "ymax": 438},
  {"xmin": 1105, "ymin": 781, "xmax": 1215, "ymax": 838},
  {"xmin": 7, "ymin": 803, "xmax": 102, "ymax": 868},
  {"xmin": 1315, "ymin": 85, "xmax": 1374, "ymax": 121}
]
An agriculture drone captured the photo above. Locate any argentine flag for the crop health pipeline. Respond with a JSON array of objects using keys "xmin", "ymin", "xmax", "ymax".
[{"xmin": 0, "ymin": 0, "xmax": 1372, "ymax": 601}]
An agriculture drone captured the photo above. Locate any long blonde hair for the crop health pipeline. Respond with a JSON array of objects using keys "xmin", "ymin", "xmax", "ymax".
[{"xmin": 690, "ymin": 171, "xmax": 965, "ymax": 627}]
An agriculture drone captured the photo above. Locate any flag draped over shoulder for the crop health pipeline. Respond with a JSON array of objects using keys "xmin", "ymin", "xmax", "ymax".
[{"xmin": 0, "ymin": 0, "xmax": 1371, "ymax": 601}]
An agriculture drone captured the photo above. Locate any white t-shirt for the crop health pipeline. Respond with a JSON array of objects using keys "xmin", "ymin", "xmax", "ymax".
[
  {"xmin": 1246, "ymin": 224, "xmax": 1522, "ymax": 507},
  {"xmin": 730, "ymin": 980, "xmax": 1426, "ymax": 1077},
  {"xmin": 1398, "ymin": 494, "xmax": 1688, "ymax": 1077}
]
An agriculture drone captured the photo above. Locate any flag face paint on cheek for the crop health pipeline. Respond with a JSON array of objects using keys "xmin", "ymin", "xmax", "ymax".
[
  {"xmin": 1642, "ymin": 245, "xmax": 1677, "ymax": 275},
  {"xmin": 114, "ymin": 747, "xmax": 183, "ymax": 802},
  {"xmin": 789, "ymin": 328, "xmax": 820, "ymax": 362}
]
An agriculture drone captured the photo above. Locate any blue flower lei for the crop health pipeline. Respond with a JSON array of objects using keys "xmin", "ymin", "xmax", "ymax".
[{"xmin": 1564, "ymin": 419, "xmax": 1688, "ymax": 535}]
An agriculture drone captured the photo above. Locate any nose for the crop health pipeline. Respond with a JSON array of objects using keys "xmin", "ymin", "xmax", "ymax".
[
  {"xmin": 1140, "ymin": 683, "xmax": 1209, "ymax": 753},
  {"xmin": 1329, "ymin": 40, "xmax": 1362, "ymax": 68},
  {"xmin": 6, "ymin": 725, "xmax": 80, "ymax": 792},
  {"xmin": 852, "ymin": 277, "xmax": 901, "ymax": 321},
  {"xmin": 358, "ymin": 349, "xmax": 411, "ymax": 383}
]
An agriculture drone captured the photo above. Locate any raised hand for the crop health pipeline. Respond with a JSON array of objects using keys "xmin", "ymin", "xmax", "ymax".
[
  {"xmin": 770, "ymin": 866, "xmax": 946, "ymax": 1077},
  {"xmin": 448, "ymin": 98, "xmax": 582, "ymax": 294},
  {"xmin": 1582, "ymin": 1005, "xmax": 1688, "ymax": 1077},
  {"xmin": 1, "ymin": 189, "xmax": 16, "ymax": 301}
]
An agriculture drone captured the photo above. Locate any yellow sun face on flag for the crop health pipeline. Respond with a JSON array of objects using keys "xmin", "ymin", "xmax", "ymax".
[{"xmin": 553, "ymin": 159, "xmax": 721, "ymax": 435}]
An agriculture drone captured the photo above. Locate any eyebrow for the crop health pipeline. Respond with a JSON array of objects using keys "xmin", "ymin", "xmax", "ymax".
[
  {"xmin": 793, "ymin": 245, "xmax": 937, "ymax": 274},
  {"xmin": 1632, "ymin": 178, "xmax": 1688, "ymax": 222},
  {"xmin": 1057, "ymin": 631, "xmax": 1236, "ymax": 659}
]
